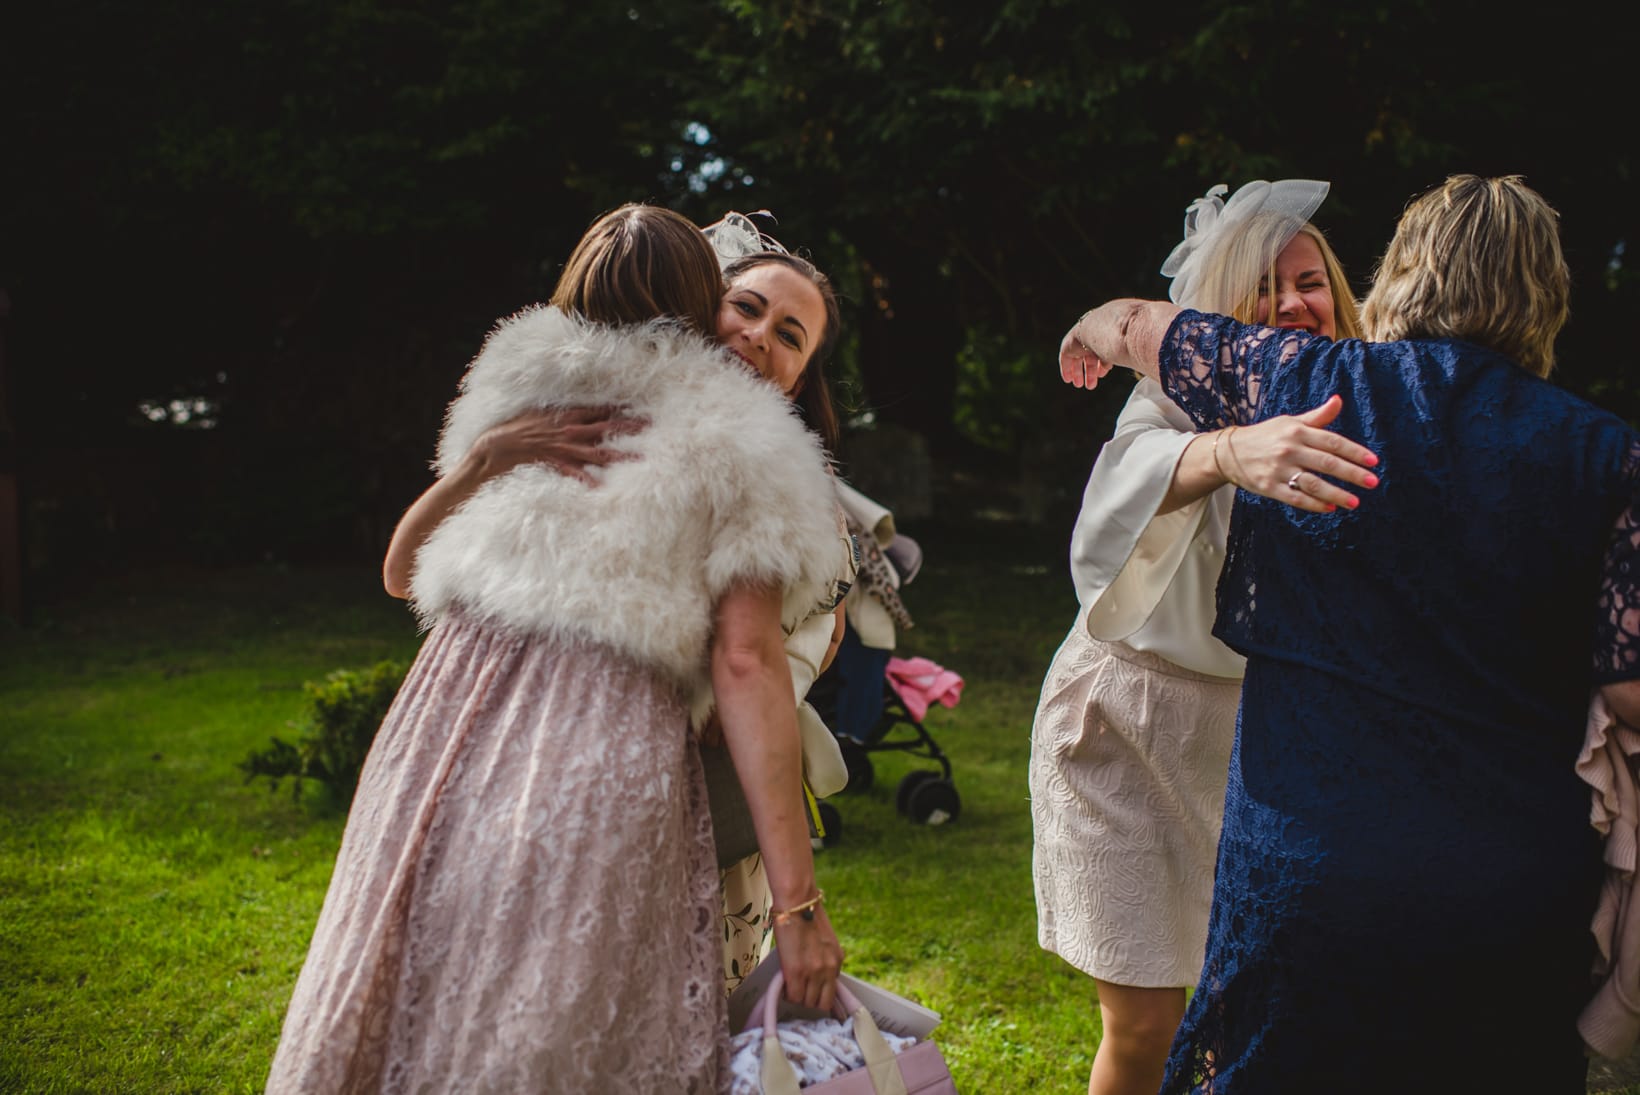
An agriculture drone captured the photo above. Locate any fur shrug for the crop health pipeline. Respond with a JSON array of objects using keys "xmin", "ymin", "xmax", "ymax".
[{"xmin": 411, "ymin": 305, "xmax": 847, "ymax": 703}]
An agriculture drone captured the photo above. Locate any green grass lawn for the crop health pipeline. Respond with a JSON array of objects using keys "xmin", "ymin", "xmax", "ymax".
[
  {"xmin": 1, "ymin": 566, "xmax": 432, "ymax": 1094},
  {"xmin": 7, "ymin": 528, "xmax": 1638, "ymax": 1094},
  {"xmin": 0, "ymin": 522, "xmax": 1110, "ymax": 1093}
]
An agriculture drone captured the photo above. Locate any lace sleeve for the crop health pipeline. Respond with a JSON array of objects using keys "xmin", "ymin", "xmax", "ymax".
[
  {"xmin": 1595, "ymin": 436, "xmax": 1640, "ymax": 682},
  {"xmin": 1158, "ymin": 309, "xmax": 1310, "ymax": 430}
]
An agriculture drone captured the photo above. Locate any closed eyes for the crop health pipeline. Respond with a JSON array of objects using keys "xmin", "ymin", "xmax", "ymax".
[{"xmin": 1255, "ymin": 280, "xmax": 1328, "ymax": 296}]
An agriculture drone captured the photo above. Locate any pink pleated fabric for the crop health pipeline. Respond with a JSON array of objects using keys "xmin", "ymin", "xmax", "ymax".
[{"xmin": 266, "ymin": 610, "xmax": 726, "ymax": 1094}]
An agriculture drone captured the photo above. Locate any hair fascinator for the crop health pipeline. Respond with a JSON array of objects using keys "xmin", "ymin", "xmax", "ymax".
[
  {"xmin": 701, "ymin": 209, "xmax": 790, "ymax": 270},
  {"xmin": 1161, "ymin": 179, "xmax": 1330, "ymax": 309}
]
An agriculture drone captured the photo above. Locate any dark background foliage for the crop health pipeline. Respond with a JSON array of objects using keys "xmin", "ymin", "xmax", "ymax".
[{"xmin": 3, "ymin": 0, "xmax": 1633, "ymax": 606}]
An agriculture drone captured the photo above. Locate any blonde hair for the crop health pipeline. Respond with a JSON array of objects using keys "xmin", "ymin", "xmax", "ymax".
[
  {"xmin": 1193, "ymin": 214, "xmax": 1363, "ymax": 338},
  {"xmin": 1361, "ymin": 175, "xmax": 1568, "ymax": 377},
  {"xmin": 549, "ymin": 203, "xmax": 723, "ymax": 335}
]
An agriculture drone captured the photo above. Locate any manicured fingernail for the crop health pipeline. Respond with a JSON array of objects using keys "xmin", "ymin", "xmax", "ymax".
[
  {"xmin": 1326, "ymin": 504, "xmax": 1337, "ymax": 512},
  {"xmin": 1364, "ymin": 474, "xmax": 1380, "ymax": 488},
  {"xmin": 1345, "ymin": 496, "xmax": 1360, "ymax": 509},
  {"xmin": 1365, "ymin": 454, "xmax": 1379, "ymax": 467}
]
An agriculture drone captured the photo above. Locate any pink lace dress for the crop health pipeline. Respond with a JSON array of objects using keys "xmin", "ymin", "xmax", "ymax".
[
  {"xmin": 265, "ymin": 612, "xmax": 725, "ymax": 1093},
  {"xmin": 265, "ymin": 310, "xmax": 845, "ymax": 1094}
]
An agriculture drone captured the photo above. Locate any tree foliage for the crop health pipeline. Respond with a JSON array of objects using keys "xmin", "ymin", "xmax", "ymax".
[
  {"xmin": 671, "ymin": 0, "xmax": 1635, "ymax": 458},
  {"xmin": 2, "ymin": 0, "xmax": 1634, "ymax": 574}
]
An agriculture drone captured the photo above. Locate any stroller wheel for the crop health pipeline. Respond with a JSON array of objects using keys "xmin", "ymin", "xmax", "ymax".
[
  {"xmin": 896, "ymin": 770, "xmax": 940, "ymax": 817},
  {"xmin": 906, "ymin": 778, "xmax": 961, "ymax": 827},
  {"xmin": 816, "ymin": 800, "xmax": 843, "ymax": 848},
  {"xmin": 839, "ymin": 739, "xmax": 875, "ymax": 793}
]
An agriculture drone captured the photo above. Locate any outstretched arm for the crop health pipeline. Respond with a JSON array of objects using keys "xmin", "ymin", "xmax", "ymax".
[
  {"xmin": 1162, "ymin": 395, "xmax": 1380, "ymax": 515},
  {"xmin": 383, "ymin": 405, "xmax": 647, "ymax": 599},
  {"xmin": 1058, "ymin": 299, "xmax": 1182, "ymax": 390},
  {"xmin": 1063, "ymin": 306, "xmax": 1379, "ymax": 513},
  {"xmin": 712, "ymin": 582, "xmax": 844, "ymax": 1012}
]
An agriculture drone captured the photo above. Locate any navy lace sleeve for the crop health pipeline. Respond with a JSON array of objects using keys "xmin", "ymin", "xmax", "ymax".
[
  {"xmin": 1595, "ymin": 435, "xmax": 1640, "ymax": 682},
  {"xmin": 1157, "ymin": 308, "xmax": 1312, "ymax": 430}
]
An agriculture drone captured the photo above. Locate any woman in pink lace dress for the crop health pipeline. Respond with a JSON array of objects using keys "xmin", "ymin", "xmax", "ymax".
[
  {"xmin": 265, "ymin": 204, "xmax": 848, "ymax": 1094},
  {"xmin": 374, "ymin": 218, "xmax": 854, "ymax": 1000}
]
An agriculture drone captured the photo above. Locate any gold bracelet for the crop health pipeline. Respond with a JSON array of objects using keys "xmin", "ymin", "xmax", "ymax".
[
  {"xmin": 1211, "ymin": 426, "xmax": 1239, "ymax": 487},
  {"xmin": 772, "ymin": 890, "xmax": 824, "ymax": 925}
]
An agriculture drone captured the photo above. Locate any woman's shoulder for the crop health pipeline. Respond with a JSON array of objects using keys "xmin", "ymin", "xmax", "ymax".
[
  {"xmin": 639, "ymin": 338, "xmax": 827, "ymax": 464},
  {"xmin": 467, "ymin": 308, "xmax": 728, "ymax": 402},
  {"xmin": 437, "ymin": 310, "xmax": 752, "ymax": 472}
]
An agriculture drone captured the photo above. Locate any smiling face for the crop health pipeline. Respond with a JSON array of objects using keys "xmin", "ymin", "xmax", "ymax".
[
  {"xmin": 717, "ymin": 262, "xmax": 828, "ymax": 397},
  {"xmin": 1250, "ymin": 231, "xmax": 1337, "ymax": 338}
]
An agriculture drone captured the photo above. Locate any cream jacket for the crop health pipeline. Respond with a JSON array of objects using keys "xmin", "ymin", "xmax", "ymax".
[{"xmin": 1070, "ymin": 378, "xmax": 1245, "ymax": 679}]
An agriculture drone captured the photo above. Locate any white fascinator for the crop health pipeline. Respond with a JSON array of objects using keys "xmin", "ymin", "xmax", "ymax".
[
  {"xmin": 1160, "ymin": 179, "xmax": 1330, "ymax": 311},
  {"xmin": 701, "ymin": 209, "xmax": 790, "ymax": 270}
]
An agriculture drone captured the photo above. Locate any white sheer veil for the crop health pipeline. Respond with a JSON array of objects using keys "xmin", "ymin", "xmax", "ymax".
[{"xmin": 1160, "ymin": 179, "xmax": 1330, "ymax": 311}]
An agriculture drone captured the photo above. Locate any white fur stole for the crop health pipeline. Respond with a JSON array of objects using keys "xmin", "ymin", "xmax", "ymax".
[{"xmin": 411, "ymin": 306, "xmax": 846, "ymax": 705}]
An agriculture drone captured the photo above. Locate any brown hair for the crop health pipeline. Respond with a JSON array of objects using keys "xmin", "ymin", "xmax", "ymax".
[
  {"xmin": 1361, "ymin": 175, "xmax": 1569, "ymax": 377},
  {"xmin": 550, "ymin": 203, "xmax": 722, "ymax": 335},
  {"xmin": 722, "ymin": 251, "xmax": 842, "ymax": 447}
]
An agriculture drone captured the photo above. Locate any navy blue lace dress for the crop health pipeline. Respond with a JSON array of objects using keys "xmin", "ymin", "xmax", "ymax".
[{"xmin": 1153, "ymin": 310, "xmax": 1640, "ymax": 1094}]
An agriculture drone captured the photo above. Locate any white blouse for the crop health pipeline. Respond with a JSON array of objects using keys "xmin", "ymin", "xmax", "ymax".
[{"xmin": 1068, "ymin": 378, "xmax": 1246, "ymax": 679}]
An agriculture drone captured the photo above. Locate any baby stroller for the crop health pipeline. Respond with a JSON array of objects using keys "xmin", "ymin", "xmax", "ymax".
[{"xmin": 806, "ymin": 482, "xmax": 963, "ymax": 842}]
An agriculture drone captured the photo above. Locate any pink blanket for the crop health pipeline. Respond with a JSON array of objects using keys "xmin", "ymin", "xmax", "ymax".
[{"xmin": 885, "ymin": 656, "xmax": 964, "ymax": 722}]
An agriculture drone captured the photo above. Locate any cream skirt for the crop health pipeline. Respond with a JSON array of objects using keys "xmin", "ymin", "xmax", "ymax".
[{"xmin": 1028, "ymin": 610, "xmax": 1241, "ymax": 987}]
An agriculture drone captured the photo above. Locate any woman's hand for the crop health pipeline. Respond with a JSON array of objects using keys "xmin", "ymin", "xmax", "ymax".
[
  {"xmin": 1058, "ymin": 300, "xmax": 1180, "ymax": 389},
  {"xmin": 818, "ymin": 604, "xmax": 846, "ymax": 677},
  {"xmin": 711, "ymin": 582, "xmax": 843, "ymax": 1012},
  {"xmin": 469, "ymin": 405, "xmax": 648, "ymax": 486},
  {"xmin": 1059, "ymin": 323, "xmax": 1113, "ymax": 390},
  {"xmin": 771, "ymin": 900, "xmax": 845, "ymax": 1012},
  {"xmin": 1216, "ymin": 395, "xmax": 1380, "ymax": 513},
  {"xmin": 382, "ymin": 405, "xmax": 647, "ymax": 598}
]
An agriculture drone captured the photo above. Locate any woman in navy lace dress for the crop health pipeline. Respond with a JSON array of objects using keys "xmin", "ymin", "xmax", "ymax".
[{"xmin": 1059, "ymin": 174, "xmax": 1640, "ymax": 1092}]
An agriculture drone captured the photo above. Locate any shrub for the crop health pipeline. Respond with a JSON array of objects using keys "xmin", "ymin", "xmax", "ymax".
[{"xmin": 240, "ymin": 659, "xmax": 408, "ymax": 806}]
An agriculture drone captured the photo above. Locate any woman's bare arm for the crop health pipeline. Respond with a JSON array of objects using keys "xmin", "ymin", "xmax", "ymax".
[
  {"xmin": 819, "ymin": 603, "xmax": 846, "ymax": 675},
  {"xmin": 712, "ymin": 582, "xmax": 844, "ymax": 1011},
  {"xmin": 1160, "ymin": 395, "xmax": 1380, "ymax": 515},
  {"xmin": 382, "ymin": 406, "xmax": 646, "ymax": 599}
]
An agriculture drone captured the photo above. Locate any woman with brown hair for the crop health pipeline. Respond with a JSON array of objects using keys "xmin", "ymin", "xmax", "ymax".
[
  {"xmin": 1060, "ymin": 174, "xmax": 1640, "ymax": 1093},
  {"xmin": 377, "ymin": 212, "xmax": 855, "ymax": 999},
  {"xmin": 266, "ymin": 203, "xmax": 847, "ymax": 1093}
]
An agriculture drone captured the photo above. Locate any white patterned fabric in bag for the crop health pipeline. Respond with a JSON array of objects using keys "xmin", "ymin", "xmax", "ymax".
[{"xmin": 725, "ymin": 1017, "xmax": 918, "ymax": 1094}]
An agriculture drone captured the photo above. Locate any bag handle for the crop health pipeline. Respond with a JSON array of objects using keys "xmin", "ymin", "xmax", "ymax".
[{"xmin": 755, "ymin": 969, "xmax": 909, "ymax": 1095}]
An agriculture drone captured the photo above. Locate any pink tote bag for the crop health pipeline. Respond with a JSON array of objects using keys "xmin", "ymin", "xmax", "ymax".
[{"xmin": 746, "ymin": 970, "xmax": 959, "ymax": 1094}]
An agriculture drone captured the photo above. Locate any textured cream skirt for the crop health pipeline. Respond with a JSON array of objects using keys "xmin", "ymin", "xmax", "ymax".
[{"xmin": 1028, "ymin": 610, "xmax": 1241, "ymax": 987}]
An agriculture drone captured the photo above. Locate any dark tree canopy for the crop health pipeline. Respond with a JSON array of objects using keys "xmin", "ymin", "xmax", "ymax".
[{"xmin": 2, "ymin": 0, "xmax": 1633, "ymax": 582}]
